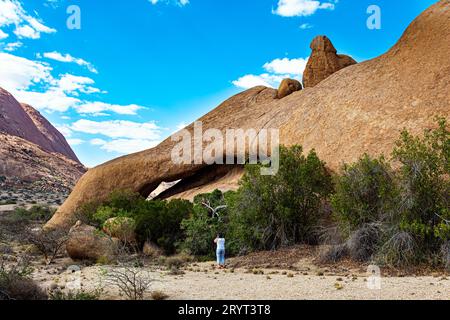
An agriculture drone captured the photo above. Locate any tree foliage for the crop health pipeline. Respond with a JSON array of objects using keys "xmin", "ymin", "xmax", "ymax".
[{"xmin": 228, "ymin": 146, "xmax": 333, "ymax": 251}]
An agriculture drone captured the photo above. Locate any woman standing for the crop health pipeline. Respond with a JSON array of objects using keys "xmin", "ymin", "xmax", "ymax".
[{"xmin": 214, "ymin": 233, "xmax": 226, "ymax": 268}]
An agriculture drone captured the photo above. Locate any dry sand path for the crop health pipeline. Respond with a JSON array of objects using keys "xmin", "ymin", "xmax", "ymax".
[
  {"xmin": 35, "ymin": 262, "xmax": 449, "ymax": 300},
  {"xmin": 149, "ymin": 270, "xmax": 449, "ymax": 300}
]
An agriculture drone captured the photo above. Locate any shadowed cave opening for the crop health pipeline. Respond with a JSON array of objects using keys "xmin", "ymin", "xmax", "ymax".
[{"xmin": 140, "ymin": 164, "xmax": 244, "ymax": 201}]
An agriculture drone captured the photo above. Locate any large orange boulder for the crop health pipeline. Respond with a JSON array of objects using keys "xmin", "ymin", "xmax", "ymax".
[
  {"xmin": 277, "ymin": 78, "xmax": 302, "ymax": 99},
  {"xmin": 302, "ymin": 35, "xmax": 357, "ymax": 88},
  {"xmin": 66, "ymin": 221, "xmax": 119, "ymax": 262}
]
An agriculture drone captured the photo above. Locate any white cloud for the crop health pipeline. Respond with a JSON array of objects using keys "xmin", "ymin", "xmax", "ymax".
[
  {"xmin": 13, "ymin": 89, "xmax": 81, "ymax": 113},
  {"xmin": 71, "ymin": 120, "xmax": 161, "ymax": 140},
  {"xmin": 232, "ymin": 57, "xmax": 308, "ymax": 89},
  {"xmin": 0, "ymin": 52, "xmax": 147, "ymax": 114},
  {"xmin": 90, "ymin": 138, "xmax": 160, "ymax": 154},
  {"xmin": 299, "ymin": 23, "xmax": 313, "ymax": 29},
  {"xmin": 44, "ymin": 0, "xmax": 62, "ymax": 9},
  {"xmin": 78, "ymin": 120, "xmax": 163, "ymax": 154},
  {"xmin": 232, "ymin": 73, "xmax": 288, "ymax": 89},
  {"xmin": 0, "ymin": 52, "xmax": 52, "ymax": 91},
  {"xmin": 90, "ymin": 138, "xmax": 106, "ymax": 146},
  {"xmin": 263, "ymin": 57, "xmax": 308, "ymax": 75},
  {"xmin": 14, "ymin": 25, "xmax": 39, "ymax": 39},
  {"xmin": 150, "ymin": 0, "xmax": 190, "ymax": 6},
  {"xmin": 0, "ymin": 0, "xmax": 56, "ymax": 39},
  {"xmin": 0, "ymin": 29, "xmax": 8, "ymax": 39},
  {"xmin": 67, "ymin": 138, "xmax": 84, "ymax": 146},
  {"xmin": 0, "ymin": 55, "xmax": 97, "ymax": 112},
  {"xmin": 75, "ymin": 102, "xmax": 144, "ymax": 116},
  {"xmin": 2, "ymin": 41, "xmax": 22, "ymax": 51},
  {"xmin": 56, "ymin": 74, "xmax": 100, "ymax": 95},
  {"xmin": 273, "ymin": 0, "xmax": 336, "ymax": 17},
  {"xmin": 41, "ymin": 51, "xmax": 98, "ymax": 74},
  {"xmin": 54, "ymin": 124, "xmax": 73, "ymax": 137}
]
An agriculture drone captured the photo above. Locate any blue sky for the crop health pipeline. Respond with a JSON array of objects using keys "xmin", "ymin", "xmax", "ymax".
[{"xmin": 0, "ymin": 0, "xmax": 438, "ymax": 167}]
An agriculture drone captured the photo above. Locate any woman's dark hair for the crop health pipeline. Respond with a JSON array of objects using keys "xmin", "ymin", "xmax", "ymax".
[{"xmin": 217, "ymin": 233, "xmax": 224, "ymax": 238}]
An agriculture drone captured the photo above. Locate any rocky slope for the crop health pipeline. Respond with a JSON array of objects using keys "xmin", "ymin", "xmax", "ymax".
[
  {"xmin": 47, "ymin": 0, "xmax": 450, "ymax": 229},
  {"xmin": 0, "ymin": 87, "xmax": 86, "ymax": 198},
  {"xmin": 0, "ymin": 133, "xmax": 85, "ymax": 189},
  {"xmin": 20, "ymin": 103, "xmax": 80, "ymax": 162},
  {"xmin": 0, "ymin": 87, "xmax": 79, "ymax": 162}
]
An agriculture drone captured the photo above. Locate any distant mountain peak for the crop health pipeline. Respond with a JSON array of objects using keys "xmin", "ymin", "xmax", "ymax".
[{"xmin": 0, "ymin": 87, "xmax": 80, "ymax": 163}]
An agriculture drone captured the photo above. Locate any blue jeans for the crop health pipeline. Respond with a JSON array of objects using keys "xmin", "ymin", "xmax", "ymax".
[{"xmin": 216, "ymin": 249, "xmax": 225, "ymax": 265}]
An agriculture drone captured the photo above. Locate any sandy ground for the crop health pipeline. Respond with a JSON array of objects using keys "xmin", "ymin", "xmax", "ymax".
[
  {"xmin": 145, "ymin": 269, "xmax": 449, "ymax": 300},
  {"xmin": 0, "ymin": 205, "xmax": 16, "ymax": 212},
  {"xmin": 32, "ymin": 260, "xmax": 449, "ymax": 300}
]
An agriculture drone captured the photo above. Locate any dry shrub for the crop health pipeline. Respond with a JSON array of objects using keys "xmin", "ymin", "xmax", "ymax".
[
  {"xmin": 25, "ymin": 228, "xmax": 68, "ymax": 265},
  {"xmin": 106, "ymin": 267, "xmax": 152, "ymax": 300},
  {"xmin": 317, "ymin": 225, "xmax": 344, "ymax": 246},
  {"xmin": 151, "ymin": 290, "xmax": 169, "ymax": 300},
  {"xmin": 49, "ymin": 288, "xmax": 103, "ymax": 300},
  {"xmin": 318, "ymin": 244, "xmax": 349, "ymax": 264},
  {"xmin": 167, "ymin": 266, "xmax": 185, "ymax": 276},
  {"xmin": 0, "ymin": 276, "xmax": 47, "ymax": 300},
  {"xmin": 164, "ymin": 253, "xmax": 192, "ymax": 269},
  {"xmin": 378, "ymin": 231, "xmax": 417, "ymax": 267},
  {"xmin": 0, "ymin": 255, "xmax": 47, "ymax": 300},
  {"xmin": 346, "ymin": 223, "xmax": 383, "ymax": 262},
  {"xmin": 441, "ymin": 242, "xmax": 450, "ymax": 271},
  {"xmin": 115, "ymin": 242, "xmax": 142, "ymax": 266}
]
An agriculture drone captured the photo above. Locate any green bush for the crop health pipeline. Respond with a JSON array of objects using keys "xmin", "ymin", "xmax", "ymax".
[
  {"xmin": 331, "ymin": 154, "xmax": 398, "ymax": 234},
  {"xmin": 28, "ymin": 205, "xmax": 55, "ymax": 222},
  {"xmin": 106, "ymin": 189, "xmax": 143, "ymax": 212},
  {"xmin": 180, "ymin": 190, "xmax": 230, "ymax": 257},
  {"xmin": 92, "ymin": 206, "xmax": 130, "ymax": 227},
  {"xmin": 10, "ymin": 208, "xmax": 31, "ymax": 224},
  {"xmin": 102, "ymin": 216, "xmax": 136, "ymax": 242},
  {"xmin": 228, "ymin": 146, "xmax": 333, "ymax": 251},
  {"xmin": 84, "ymin": 190, "xmax": 192, "ymax": 255},
  {"xmin": 329, "ymin": 118, "xmax": 449, "ymax": 267},
  {"xmin": 393, "ymin": 118, "xmax": 449, "ymax": 251},
  {"xmin": 75, "ymin": 190, "xmax": 140, "ymax": 228},
  {"xmin": 12, "ymin": 205, "xmax": 55, "ymax": 223},
  {"xmin": 134, "ymin": 199, "xmax": 192, "ymax": 254},
  {"xmin": 129, "ymin": 199, "xmax": 188, "ymax": 254}
]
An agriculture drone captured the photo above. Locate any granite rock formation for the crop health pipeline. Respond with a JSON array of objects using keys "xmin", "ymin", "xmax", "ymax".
[
  {"xmin": 277, "ymin": 78, "xmax": 302, "ymax": 99},
  {"xmin": 47, "ymin": 1, "xmax": 450, "ymax": 230},
  {"xmin": 302, "ymin": 36, "xmax": 357, "ymax": 88}
]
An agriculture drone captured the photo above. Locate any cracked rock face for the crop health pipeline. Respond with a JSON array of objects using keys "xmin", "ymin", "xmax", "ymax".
[
  {"xmin": 302, "ymin": 35, "xmax": 357, "ymax": 88},
  {"xmin": 47, "ymin": 1, "xmax": 450, "ymax": 230}
]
